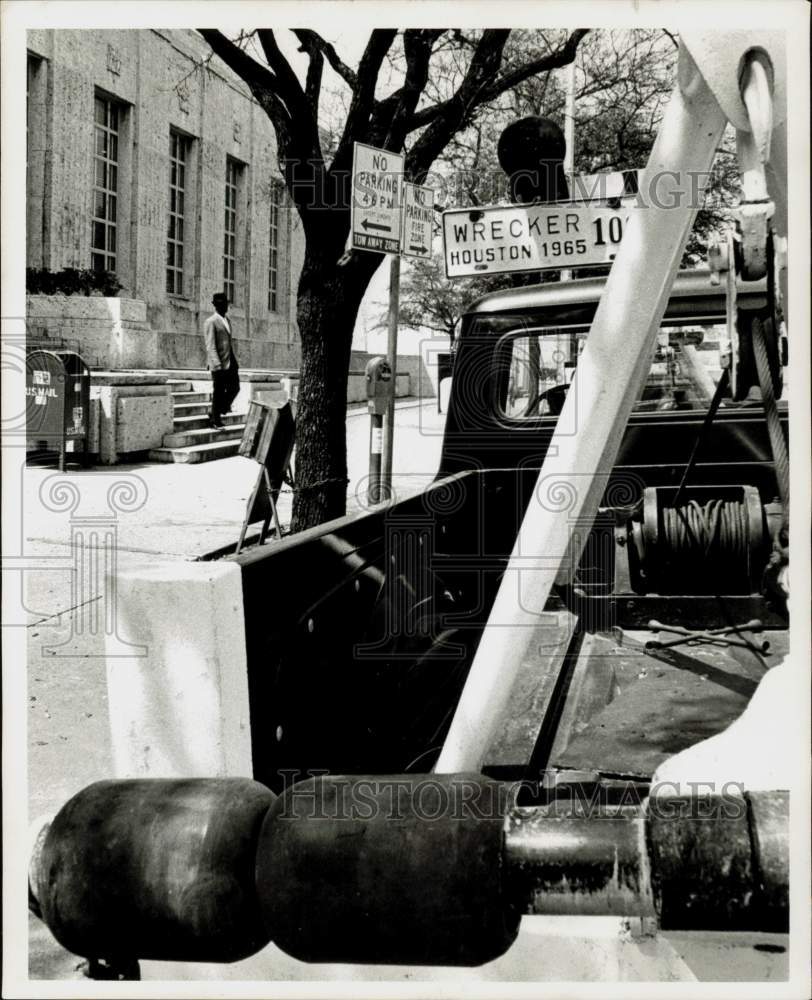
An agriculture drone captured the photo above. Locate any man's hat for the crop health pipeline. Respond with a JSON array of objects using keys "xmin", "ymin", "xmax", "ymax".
[{"xmin": 212, "ymin": 292, "xmax": 228, "ymax": 304}]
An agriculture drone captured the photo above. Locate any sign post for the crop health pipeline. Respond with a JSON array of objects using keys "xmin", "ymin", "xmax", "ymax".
[
  {"xmin": 352, "ymin": 142, "xmax": 404, "ymax": 502},
  {"xmin": 561, "ymin": 62, "xmax": 576, "ymax": 281},
  {"xmin": 381, "ymin": 255, "xmax": 400, "ymax": 500},
  {"xmin": 350, "ymin": 144, "xmax": 435, "ymax": 503}
]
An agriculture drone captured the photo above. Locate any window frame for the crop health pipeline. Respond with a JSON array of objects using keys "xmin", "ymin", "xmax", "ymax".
[
  {"xmin": 91, "ymin": 93, "xmax": 121, "ymax": 274},
  {"xmin": 268, "ymin": 178, "xmax": 283, "ymax": 313},
  {"xmin": 26, "ymin": 53, "xmax": 48, "ymax": 269},
  {"xmin": 223, "ymin": 156, "xmax": 241, "ymax": 305},
  {"xmin": 494, "ymin": 321, "xmax": 731, "ymax": 426},
  {"xmin": 166, "ymin": 129, "xmax": 190, "ymax": 297}
]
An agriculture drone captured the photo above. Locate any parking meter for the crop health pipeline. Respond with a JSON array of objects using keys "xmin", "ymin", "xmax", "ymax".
[
  {"xmin": 365, "ymin": 357, "xmax": 393, "ymax": 503},
  {"xmin": 365, "ymin": 357, "xmax": 392, "ymax": 415}
]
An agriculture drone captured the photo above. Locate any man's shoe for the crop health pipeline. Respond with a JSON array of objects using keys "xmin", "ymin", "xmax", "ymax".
[{"xmin": 209, "ymin": 417, "xmax": 224, "ymax": 429}]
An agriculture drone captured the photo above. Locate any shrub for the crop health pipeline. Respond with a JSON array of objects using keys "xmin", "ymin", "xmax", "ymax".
[{"xmin": 26, "ymin": 267, "xmax": 122, "ymax": 297}]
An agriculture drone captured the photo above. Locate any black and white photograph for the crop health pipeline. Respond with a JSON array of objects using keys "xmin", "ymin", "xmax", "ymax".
[{"xmin": 2, "ymin": 1, "xmax": 810, "ymax": 996}]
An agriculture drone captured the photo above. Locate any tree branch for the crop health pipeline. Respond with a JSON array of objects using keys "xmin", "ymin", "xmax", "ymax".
[
  {"xmin": 256, "ymin": 29, "xmax": 323, "ymax": 162},
  {"xmin": 292, "ymin": 30, "xmax": 358, "ymax": 90},
  {"xmin": 336, "ymin": 29, "xmax": 397, "ymax": 161},
  {"xmin": 306, "ymin": 51, "xmax": 324, "ymax": 115},
  {"xmin": 197, "ymin": 29, "xmax": 294, "ymax": 147},
  {"xmin": 381, "ymin": 29, "xmax": 444, "ymax": 148},
  {"xmin": 406, "ymin": 28, "xmax": 589, "ymax": 134},
  {"xmin": 257, "ymin": 29, "xmax": 308, "ymax": 111},
  {"xmin": 405, "ymin": 29, "xmax": 511, "ymax": 179},
  {"xmin": 478, "ymin": 28, "xmax": 589, "ymax": 102}
]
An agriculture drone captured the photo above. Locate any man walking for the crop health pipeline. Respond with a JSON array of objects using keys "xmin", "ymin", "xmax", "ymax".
[{"xmin": 204, "ymin": 292, "xmax": 239, "ymax": 428}]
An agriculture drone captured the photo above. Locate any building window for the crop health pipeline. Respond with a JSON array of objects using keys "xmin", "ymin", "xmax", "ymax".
[
  {"xmin": 268, "ymin": 179, "xmax": 283, "ymax": 312},
  {"xmin": 26, "ymin": 56, "xmax": 40, "ymax": 169},
  {"xmin": 223, "ymin": 157, "xmax": 241, "ymax": 304},
  {"xmin": 92, "ymin": 95, "xmax": 120, "ymax": 273},
  {"xmin": 166, "ymin": 131, "xmax": 190, "ymax": 295},
  {"xmin": 27, "ymin": 54, "xmax": 47, "ymax": 269}
]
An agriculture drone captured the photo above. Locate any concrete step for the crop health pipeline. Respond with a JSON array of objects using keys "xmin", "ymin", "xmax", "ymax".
[
  {"xmin": 147, "ymin": 439, "xmax": 243, "ymax": 464},
  {"xmin": 172, "ymin": 390, "xmax": 211, "ymax": 405},
  {"xmin": 166, "ymin": 379, "xmax": 194, "ymax": 392},
  {"xmin": 172, "ymin": 412, "xmax": 244, "ymax": 432},
  {"xmin": 162, "ymin": 423, "xmax": 246, "ymax": 449},
  {"xmin": 173, "ymin": 401, "xmax": 211, "ymax": 417}
]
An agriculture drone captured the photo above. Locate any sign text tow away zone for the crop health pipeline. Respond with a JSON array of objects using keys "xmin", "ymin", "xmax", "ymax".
[{"xmin": 442, "ymin": 202, "xmax": 629, "ymax": 278}]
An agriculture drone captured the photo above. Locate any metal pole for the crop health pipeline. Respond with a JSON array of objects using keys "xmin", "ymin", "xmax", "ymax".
[
  {"xmin": 368, "ymin": 411, "xmax": 384, "ymax": 504},
  {"xmin": 435, "ymin": 44, "xmax": 728, "ymax": 774},
  {"xmin": 561, "ymin": 58, "xmax": 576, "ymax": 281},
  {"xmin": 381, "ymin": 254, "xmax": 400, "ymax": 500}
]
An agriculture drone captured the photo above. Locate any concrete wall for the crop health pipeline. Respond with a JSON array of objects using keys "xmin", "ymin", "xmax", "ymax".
[
  {"xmin": 27, "ymin": 294, "xmax": 156, "ymax": 369},
  {"xmin": 24, "ymin": 29, "xmax": 445, "ymax": 382},
  {"xmin": 350, "ymin": 348, "xmax": 443, "ymax": 399},
  {"xmin": 26, "ymin": 29, "xmax": 305, "ymax": 370}
]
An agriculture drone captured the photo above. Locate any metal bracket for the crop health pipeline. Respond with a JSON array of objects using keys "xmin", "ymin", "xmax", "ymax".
[
  {"xmin": 680, "ymin": 32, "xmax": 786, "ymax": 132},
  {"xmin": 735, "ymin": 52, "xmax": 776, "ymax": 281},
  {"xmin": 718, "ymin": 230, "xmax": 739, "ymax": 392}
]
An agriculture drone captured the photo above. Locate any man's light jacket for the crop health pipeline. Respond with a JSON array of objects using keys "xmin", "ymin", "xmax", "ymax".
[{"xmin": 204, "ymin": 313, "xmax": 236, "ymax": 371}]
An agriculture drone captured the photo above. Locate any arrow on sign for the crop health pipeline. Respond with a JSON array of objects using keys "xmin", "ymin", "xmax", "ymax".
[
  {"xmin": 409, "ymin": 244, "xmax": 428, "ymax": 254},
  {"xmin": 362, "ymin": 219, "xmax": 392, "ymax": 232}
]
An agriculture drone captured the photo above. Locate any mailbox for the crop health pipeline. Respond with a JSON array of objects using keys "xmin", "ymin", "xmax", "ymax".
[
  {"xmin": 26, "ymin": 350, "xmax": 91, "ymax": 470},
  {"xmin": 365, "ymin": 357, "xmax": 393, "ymax": 416}
]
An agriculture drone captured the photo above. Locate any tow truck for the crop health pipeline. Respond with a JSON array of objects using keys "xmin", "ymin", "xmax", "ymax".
[{"xmin": 28, "ymin": 31, "xmax": 793, "ymax": 984}]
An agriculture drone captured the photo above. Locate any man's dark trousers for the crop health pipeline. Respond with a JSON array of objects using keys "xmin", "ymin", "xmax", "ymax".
[{"xmin": 210, "ymin": 362, "xmax": 239, "ymax": 424}]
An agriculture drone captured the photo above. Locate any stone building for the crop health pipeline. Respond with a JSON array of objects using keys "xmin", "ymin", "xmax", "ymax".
[{"xmin": 26, "ymin": 28, "xmax": 305, "ymax": 371}]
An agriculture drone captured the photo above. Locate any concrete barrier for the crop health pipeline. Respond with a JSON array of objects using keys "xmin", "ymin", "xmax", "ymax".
[
  {"xmin": 90, "ymin": 373, "xmax": 173, "ymax": 464},
  {"xmin": 105, "ymin": 561, "xmax": 252, "ymax": 779}
]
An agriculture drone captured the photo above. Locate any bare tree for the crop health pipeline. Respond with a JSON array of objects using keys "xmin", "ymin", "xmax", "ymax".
[
  {"xmin": 394, "ymin": 31, "xmax": 738, "ymax": 335},
  {"xmin": 197, "ymin": 27, "xmax": 588, "ymax": 530},
  {"xmin": 377, "ymin": 256, "xmax": 514, "ymax": 344}
]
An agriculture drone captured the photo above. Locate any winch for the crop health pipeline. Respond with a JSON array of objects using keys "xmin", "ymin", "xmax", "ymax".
[{"xmin": 623, "ymin": 485, "xmax": 770, "ymax": 596}]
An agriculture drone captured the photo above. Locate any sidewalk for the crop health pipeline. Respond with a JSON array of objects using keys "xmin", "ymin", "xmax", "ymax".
[
  {"xmin": 20, "ymin": 395, "xmax": 447, "ymax": 977},
  {"xmin": 22, "ymin": 396, "xmax": 446, "ymax": 563},
  {"xmin": 22, "ymin": 398, "xmax": 446, "ymax": 808}
]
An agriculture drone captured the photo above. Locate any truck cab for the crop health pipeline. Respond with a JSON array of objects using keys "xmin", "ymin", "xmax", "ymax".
[
  {"xmin": 233, "ymin": 268, "xmax": 787, "ymax": 792},
  {"xmin": 29, "ymin": 267, "xmax": 791, "ymax": 982}
]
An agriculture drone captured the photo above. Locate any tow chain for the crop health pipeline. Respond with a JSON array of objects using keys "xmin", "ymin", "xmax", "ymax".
[{"xmin": 277, "ymin": 475, "xmax": 350, "ymax": 497}]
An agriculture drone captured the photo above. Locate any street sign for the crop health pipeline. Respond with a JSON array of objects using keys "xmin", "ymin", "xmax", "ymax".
[
  {"xmin": 351, "ymin": 142, "xmax": 405, "ymax": 254},
  {"xmin": 568, "ymin": 169, "xmax": 641, "ymax": 202},
  {"xmin": 401, "ymin": 182, "xmax": 434, "ymax": 259},
  {"xmin": 442, "ymin": 201, "xmax": 630, "ymax": 279}
]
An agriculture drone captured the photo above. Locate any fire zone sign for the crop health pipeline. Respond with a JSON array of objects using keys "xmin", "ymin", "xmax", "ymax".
[{"xmin": 401, "ymin": 182, "xmax": 434, "ymax": 260}]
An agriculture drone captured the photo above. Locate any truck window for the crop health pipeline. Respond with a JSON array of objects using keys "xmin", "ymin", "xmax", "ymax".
[{"xmin": 500, "ymin": 323, "xmax": 729, "ymax": 419}]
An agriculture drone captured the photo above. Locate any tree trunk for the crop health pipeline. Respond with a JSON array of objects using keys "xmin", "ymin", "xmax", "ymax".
[{"xmin": 291, "ymin": 258, "xmax": 378, "ymax": 531}]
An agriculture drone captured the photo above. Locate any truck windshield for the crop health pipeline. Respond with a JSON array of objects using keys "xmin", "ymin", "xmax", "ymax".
[{"xmin": 500, "ymin": 323, "xmax": 728, "ymax": 419}]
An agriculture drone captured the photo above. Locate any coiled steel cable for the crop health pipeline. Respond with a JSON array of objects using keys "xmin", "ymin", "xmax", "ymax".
[
  {"xmin": 752, "ymin": 316, "xmax": 789, "ymax": 510},
  {"xmin": 661, "ymin": 498, "xmax": 751, "ymax": 589}
]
